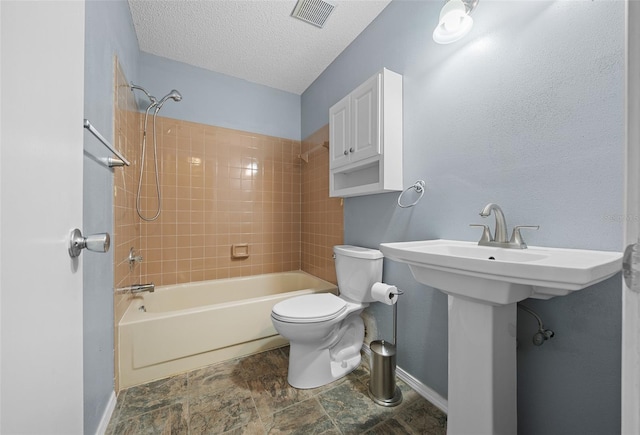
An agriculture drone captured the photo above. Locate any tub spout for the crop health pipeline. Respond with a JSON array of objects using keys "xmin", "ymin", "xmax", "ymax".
[
  {"xmin": 116, "ymin": 283, "xmax": 155, "ymax": 294},
  {"xmin": 131, "ymin": 283, "xmax": 155, "ymax": 294}
]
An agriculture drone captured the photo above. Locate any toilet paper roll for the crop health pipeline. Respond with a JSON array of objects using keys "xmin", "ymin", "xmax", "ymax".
[{"xmin": 371, "ymin": 282, "xmax": 398, "ymax": 305}]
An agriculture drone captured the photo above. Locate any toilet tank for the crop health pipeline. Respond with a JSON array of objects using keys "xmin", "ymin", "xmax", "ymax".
[{"xmin": 333, "ymin": 245, "xmax": 383, "ymax": 303}]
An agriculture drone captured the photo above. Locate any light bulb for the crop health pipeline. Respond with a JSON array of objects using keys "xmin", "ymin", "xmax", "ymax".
[
  {"xmin": 442, "ymin": 9, "xmax": 466, "ymax": 32},
  {"xmin": 433, "ymin": 0, "xmax": 474, "ymax": 44}
]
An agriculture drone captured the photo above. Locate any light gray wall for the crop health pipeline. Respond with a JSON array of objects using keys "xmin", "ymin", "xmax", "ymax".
[
  {"xmin": 139, "ymin": 52, "xmax": 302, "ymax": 140},
  {"xmin": 83, "ymin": 1, "xmax": 140, "ymax": 433},
  {"xmin": 302, "ymin": 1, "xmax": 624, "ymax": 434}
]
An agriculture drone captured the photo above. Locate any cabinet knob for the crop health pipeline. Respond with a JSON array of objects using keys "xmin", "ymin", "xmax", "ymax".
[
  {"xmin": 344, "ymin": 150, "xmax": 348, "ymax": 156},
  {"xmin": 349, "ymin": 147, "xmax": 354, "ymax": 153}
]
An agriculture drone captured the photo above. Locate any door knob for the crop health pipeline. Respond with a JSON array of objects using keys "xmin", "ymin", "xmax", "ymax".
[{"xmin": 68, "ymin": 228, "xmax": 110, "ymax": 258}]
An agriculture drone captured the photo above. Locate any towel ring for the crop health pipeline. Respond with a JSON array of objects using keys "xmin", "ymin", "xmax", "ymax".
[{"xmin": 397, "ymin": 180, "xmax": 426, "ymax": 208}]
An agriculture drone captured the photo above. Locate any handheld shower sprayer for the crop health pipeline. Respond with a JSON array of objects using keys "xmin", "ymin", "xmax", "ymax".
[
  {"xmin": 129, "ymin": 83, "xmax": 182, "ymax": 222},
  {"xmin": 155, "ymin": 90, "xmax": 182, "ymax": 112}
]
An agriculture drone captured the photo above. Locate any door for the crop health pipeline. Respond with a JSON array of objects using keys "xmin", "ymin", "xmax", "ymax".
[
  {"xmin": 623, "ymin": 1, "xmax": 640, "ymax": 433},
  {"xmin": 351, "ymin": 72, "xmax": 381, "ymax": 163},
  {"xmin": 0, "ymin": 1, "xmax": 85, "ymax": 432},
  {"xmin": 329, "ymin": 94, "xmax": 351, "ymax": 169}
]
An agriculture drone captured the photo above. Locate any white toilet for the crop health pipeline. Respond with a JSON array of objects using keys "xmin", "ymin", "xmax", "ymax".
[{"xmin": 271, "ymin": 245, "xmax": 383, "ymax": 389}]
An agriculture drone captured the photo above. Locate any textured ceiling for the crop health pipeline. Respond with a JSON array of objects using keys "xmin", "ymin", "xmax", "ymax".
[{"xmin": 128, "ymin": 0, "xmax": 392, "ymax": 95}]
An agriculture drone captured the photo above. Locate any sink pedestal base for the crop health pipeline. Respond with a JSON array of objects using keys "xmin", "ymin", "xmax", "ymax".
[{"xmin": 447, "ymin": 296, "xmax": 517, "ymax": 435}]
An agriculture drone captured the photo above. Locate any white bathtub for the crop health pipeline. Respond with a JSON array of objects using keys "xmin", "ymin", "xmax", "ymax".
[{"xmin": 119, "ymin": 271, "xmax": 337, "ymax": 388}]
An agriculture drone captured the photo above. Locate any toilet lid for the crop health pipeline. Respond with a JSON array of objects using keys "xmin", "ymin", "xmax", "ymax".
[{"xmin": 272, "ymin": 293, "xmax": 347, "ymax": 323}]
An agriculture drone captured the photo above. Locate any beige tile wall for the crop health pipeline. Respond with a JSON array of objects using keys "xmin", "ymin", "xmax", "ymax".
[
  {"xmin": 137, "ymin": 118, "xmax": 302, "ymax": 286},
  {"xmin": 113, "ymin": 102, "xmax": 343, "ymax": 292},
  {"xmin": 300, "ymin": 125, "xmax": 344, "ymax": 284}
]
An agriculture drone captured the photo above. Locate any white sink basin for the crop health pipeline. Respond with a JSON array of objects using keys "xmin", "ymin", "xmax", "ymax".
[{"xmin": 380, "ymin": 239, "xmax": 622, "ymax": 305}]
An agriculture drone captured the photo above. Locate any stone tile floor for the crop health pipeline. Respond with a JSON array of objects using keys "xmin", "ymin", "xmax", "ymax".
[{"xmin": 106, "ymin": 347, "xmax": 447, "ymax": 434}]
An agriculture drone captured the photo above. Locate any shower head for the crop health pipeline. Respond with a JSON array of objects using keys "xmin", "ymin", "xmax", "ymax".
[
  {"xmin": 168, "ymin": 90, "xmax": 182, "ymax": 102},
  {"xmin": 156, "ymin": 90, "xmax": 182, "ymax": 111},
  {"xmin": 130, "ymin": 83, "xmax": 158, "ymax": 104}
]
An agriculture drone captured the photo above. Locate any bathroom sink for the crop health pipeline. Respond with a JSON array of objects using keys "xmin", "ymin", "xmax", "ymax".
[
  {"xmin": 379, "ymin": 239, "xmax": 622, "ymax": 305},
  {"xmin": 380, "ymin": 238, "xmax": 622, "ymax": 434}
]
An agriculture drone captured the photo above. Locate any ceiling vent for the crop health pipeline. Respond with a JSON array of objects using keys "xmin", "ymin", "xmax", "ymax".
[{"xmin": 291, "ymin": 0, "xmax": 337, "ymax": 28}]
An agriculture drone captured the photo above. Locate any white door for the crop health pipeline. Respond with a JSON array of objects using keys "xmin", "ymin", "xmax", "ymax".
[
  {"xmin": 351, "ymin": 72, "xmax": 380, "ymax": 163},
  {"xmin": 623, "ymin": 1, "xmax": 640, "ymax": 433},
  {"xmin": 330, "ymin": 94, "xmax": 351, "ymax": 169},
  {"xmin": 0, "ymin": 1, "xmax": 85, "ymax": 433}
]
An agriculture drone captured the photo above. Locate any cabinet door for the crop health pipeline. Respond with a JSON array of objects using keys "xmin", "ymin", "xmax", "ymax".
[
  {"xmin": 351, "ymin": 72, "xmax": 381, "ymax": 163},
  {"xmin": 329, "ymin": 94, "xmax": 350, "ymax": 169}
]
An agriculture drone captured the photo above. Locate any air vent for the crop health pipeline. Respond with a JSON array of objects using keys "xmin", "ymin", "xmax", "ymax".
[{"xmin": 291, "ymin": 0, "xmax": 337, "ymax": 28}]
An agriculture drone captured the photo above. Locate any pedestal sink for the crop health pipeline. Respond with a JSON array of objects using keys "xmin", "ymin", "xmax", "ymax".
[{"xmin": 379, "ymin": 240, "xmax": 622, "ymax": 435}]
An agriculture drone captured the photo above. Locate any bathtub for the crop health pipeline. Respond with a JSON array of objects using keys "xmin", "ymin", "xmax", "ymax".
[{"xmin": 118, "ymin": 271, "xmax": 337, "ymax": 388}]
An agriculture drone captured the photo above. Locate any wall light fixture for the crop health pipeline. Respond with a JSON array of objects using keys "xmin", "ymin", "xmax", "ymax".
[{"xmin": 433, "ymin": 0, "xmax": 478, "ymax": 44}]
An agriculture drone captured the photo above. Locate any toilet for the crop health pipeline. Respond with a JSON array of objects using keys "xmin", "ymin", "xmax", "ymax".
[{"xmin": 271, "ymin": 245, "xmax": 383, "ymax": 389}]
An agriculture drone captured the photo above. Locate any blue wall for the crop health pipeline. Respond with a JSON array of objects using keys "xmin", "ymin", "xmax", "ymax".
[
  {"xmin": 139, "ymin": 52, "xmax": 301, "ymax": 140},
  {"xmin": 83, "ymin": 3, "xmax": 302, "ymax": 432},
  {"xmin": 83, "ymin": 0, "xmax": 140, "ymax": 433},
  {"xmin": 302, "ymin": 1, "xmax": 624, "ymax": 434}
]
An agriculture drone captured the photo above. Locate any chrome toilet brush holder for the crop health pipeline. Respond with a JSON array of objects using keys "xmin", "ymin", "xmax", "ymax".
[{"xmin": 368, "ymin": 289, "xmax": 403, "ymax": 407}]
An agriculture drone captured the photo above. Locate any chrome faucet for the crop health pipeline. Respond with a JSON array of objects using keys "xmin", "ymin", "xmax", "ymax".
[
  {"xmin": 116, "ymin": 283, "xmax": 155, "ymax": 294},
  {"xmin": 480, "ymin": 203, "xmax": 509, "ymax": 243},
  {"xmin": 470, "ymin": 203, "xmax": 539, "ymax": 249}
]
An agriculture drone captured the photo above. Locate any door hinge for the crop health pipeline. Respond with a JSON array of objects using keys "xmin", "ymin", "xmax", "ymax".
[{"xmin": 623, "ymin": 241, "xmax": 640, "ymax": 292}]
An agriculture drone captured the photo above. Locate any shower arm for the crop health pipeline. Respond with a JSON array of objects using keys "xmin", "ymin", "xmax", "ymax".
[{"xmin": 131, "ymin": 83, "xmax": 157, "ymax": 105}]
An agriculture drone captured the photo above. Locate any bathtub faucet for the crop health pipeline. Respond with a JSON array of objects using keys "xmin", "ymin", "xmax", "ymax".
[
  {"xmin": 116, "ymin": 283, "xmax": 155, "ymax": 294},
  {"xmin": 131, "ymin": 283, "xmax": 155, "ymax": 294}
]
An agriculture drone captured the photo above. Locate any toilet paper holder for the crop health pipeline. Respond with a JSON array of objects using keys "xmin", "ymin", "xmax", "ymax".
[
  {"xmin": 371, "ymin": 282, "xmax": 403, "ymax": 306},
  {"xmin": 388, "ymin": 288, "xmax": 403, "ymax": 306},
  {"xmin": 390, "ymin": 289, "xmax": 403, "ymax": 345},
  {"xmin": 369, "ymin": 286, "xmax": 404, "ymax": 407}
]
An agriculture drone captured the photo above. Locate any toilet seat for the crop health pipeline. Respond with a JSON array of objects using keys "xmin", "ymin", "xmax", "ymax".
[{"xmin": 272, "ymin": 293, "xmax": 347, "ymax": 323}]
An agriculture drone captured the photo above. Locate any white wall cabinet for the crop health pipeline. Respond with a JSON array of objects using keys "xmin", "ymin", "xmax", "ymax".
[{"xmin": 329, "ymin": 68, "xmax": 403, "ymax": 197}]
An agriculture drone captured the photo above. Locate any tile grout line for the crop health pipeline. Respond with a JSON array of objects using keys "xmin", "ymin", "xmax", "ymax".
[
  {"xmin": 314, "ymin": 395, "xmax": 344, "ymax": 434},
  {"xmin": 245, "ymin": 351, "xmax": 281, "ymax": 435},
  {"xmin": 254, "ymin": 347, "xmax": 345, "ymax": 431},
  {"xmin": 245, "ymin": 377, "xmax": 269, "ymax": 435}
]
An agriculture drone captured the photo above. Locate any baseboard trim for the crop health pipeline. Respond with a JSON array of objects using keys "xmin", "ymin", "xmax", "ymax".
[
  {"xmin": 95, "ymin": 390, "xmax": 117, "ymax": 435},
  {"xmin": 361, "ymin": 344, "xmax": 448, "ymax": 414}
]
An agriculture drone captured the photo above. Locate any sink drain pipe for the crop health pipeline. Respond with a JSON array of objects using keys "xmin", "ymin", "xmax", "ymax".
[{"xmin": 368, "ymin": 287, "xmax": 404, "ymax": 407}]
